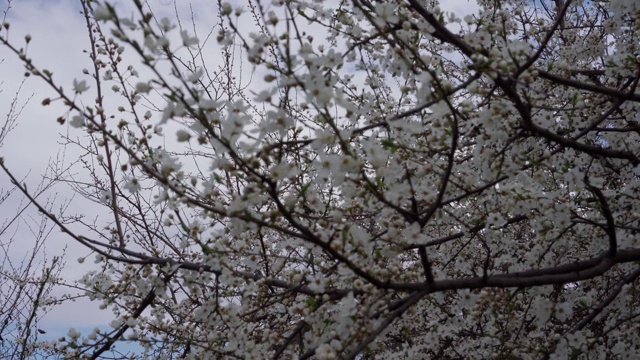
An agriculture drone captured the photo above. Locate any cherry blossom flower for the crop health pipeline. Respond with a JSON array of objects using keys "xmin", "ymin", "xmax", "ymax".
[{"xmin": 72, "ymin": 79, "xmax": 89, "ymax": 94}]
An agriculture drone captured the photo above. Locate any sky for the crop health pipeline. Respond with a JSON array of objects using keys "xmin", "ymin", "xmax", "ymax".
[{"xmin": 0, "ymin": 0, "xmax": 480, "ymax": 353}]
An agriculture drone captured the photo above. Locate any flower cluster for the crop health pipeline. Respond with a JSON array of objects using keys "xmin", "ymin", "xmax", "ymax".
[{"xmin": 2, "ymin": 0, "xmax": 640, "ymax": 358}]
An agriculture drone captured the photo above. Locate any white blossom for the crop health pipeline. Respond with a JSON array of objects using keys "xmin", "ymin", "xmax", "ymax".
[
  {"xmin": 176, "ymin": 129, "xmax": 191, "ymax": 142},
  {"xmin": 123, "ymin": 177, "xmax": 141, "ymax": 193},
  {"xmin": 181, "ymin": 30, "xmax": 198, "ymax": 47},
  {"xmin": 92, "ymin": 5, "xmax": 112, "ymax": 21},
  {"xmin": 72, "ymin": 79, "xmax": 89, "ymax": 94},
  {"xmin": 186, "ymin": 67, "xmax": 203, "ymax": 83},
  {"xmin": 135, "ymin": 82, "xmax": 152, "ymax": 93},
  {"xmin": 69, "ymin": 114, "xmax": 85, "ymax": 128}
]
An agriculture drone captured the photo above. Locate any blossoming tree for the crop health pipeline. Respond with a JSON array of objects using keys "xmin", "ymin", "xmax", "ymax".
[{"xmin": 1, "ymin": 0, "xmax": 640, "ymax": 358}]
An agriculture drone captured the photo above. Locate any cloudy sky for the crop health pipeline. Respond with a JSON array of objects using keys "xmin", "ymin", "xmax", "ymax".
[{"xmin": 0, "ymin": 0, "xmax": 479, "ymax": 350}]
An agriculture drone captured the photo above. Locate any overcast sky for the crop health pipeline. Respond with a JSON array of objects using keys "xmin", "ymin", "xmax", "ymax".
[{"xmin": 0, "ymin": 0, "xmax": 480, "ymax": 349}]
